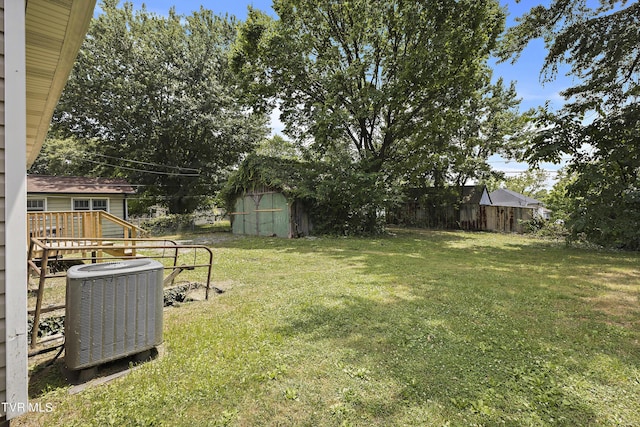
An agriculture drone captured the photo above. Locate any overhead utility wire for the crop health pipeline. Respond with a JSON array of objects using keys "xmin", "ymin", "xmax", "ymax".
[
  {"xmin": 81, "ymin": 159, "xmax": 200, "ymax": 177},
  {"xmin": 91, "ymin": 153, "xmax": 201, "ymax": 173},
  {"xmin": 487, "ymin": 157, "xmax": 572, "ymax": 164},
  {"xmin": 499, "ymin": 170, "xmax": 561, "ymax": 175}
]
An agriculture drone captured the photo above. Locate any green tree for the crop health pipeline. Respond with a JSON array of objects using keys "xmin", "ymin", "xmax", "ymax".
[
  {"xmin": 544, "ymin": 168, "xmax": 575, "ymax": 222},
  {"xmin": 395, "ymin": 76, "xmax": 528, "ymax": 189},
  {"xmin": 501, "ymin": 0, "xmax": 640, "ymax": 249},
  {"xmin": 232, "ymin": 0, "xmax": 524, "ymax": 233},
  {"xmin": 233, "ymin": 0, "xmax": 507, "ymax": 175},
  {"xmin": 555, "ymin": 110, "xmax": 639, "ymax": 248},
  {"xmin": 28, "ymin": 137, "xmax": 98, "ymax": 176},
  {"xmin": 500, "ymin": 0, "xmax": 639, "ymax": 116},
  {"xmin": 255, "ymin": 135, "xmax": 300, "ymax": 159},
  {"xmin": 52, "ymin": 0, "xmax": 268, "ymax": 213},
  {"xmin": 503, "ymin": 168, "xmax": 549, "ymax": 198}
]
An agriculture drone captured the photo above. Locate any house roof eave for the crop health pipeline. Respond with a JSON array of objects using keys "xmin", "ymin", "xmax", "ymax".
[{"xmin": 25, "ymin": 0, "xmax": 97, "ymax": 167}]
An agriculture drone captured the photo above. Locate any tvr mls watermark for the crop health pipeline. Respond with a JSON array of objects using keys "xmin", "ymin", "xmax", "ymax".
[{"xmin": 2, "ymin": 401, "xmax": 54, "ymax": 413}]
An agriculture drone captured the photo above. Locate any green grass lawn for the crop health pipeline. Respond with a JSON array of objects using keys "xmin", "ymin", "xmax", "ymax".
[{"xmin": 20, "ymin": 229, "xmax": 640, "ymax": 426}]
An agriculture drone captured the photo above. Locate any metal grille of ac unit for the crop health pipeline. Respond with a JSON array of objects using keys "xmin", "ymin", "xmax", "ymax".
[{"xmin": 65, "ymin": 259, "xmax": 164, "ymax": 370}]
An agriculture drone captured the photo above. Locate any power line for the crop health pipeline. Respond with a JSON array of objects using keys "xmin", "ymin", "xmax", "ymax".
[
  {"xmin": 499, "ymin": 169, "xmax": 561, "ymax": 175},
  {"xmin": 91, "ymin": 153, "xmax": 201, "ymax": 173},
  {"xmin": 81, "ymin": 158, "xmax": 200, "ymax": 177},
  {"xmin": 487, "ymin": 158, "xmax": 571, "ymax": 164}
]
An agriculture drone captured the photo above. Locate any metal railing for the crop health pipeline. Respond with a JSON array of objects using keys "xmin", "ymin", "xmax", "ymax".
[{"xmin": 27, "ymin": 236, "xmax": 214, "ymax": 350}]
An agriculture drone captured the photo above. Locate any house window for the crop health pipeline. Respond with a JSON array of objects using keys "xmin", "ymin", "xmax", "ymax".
[
  {"xmin": 73, "ymin": 198, "xmax": 109, "ymax": 212},
  {"xmin": 73, "ymin": 199, "xmax": 91, "ymax": 211},
  {"xmin": 92, "ymin": 199, "xmax": 108, "ymax": 211},
  {"xmin": 27, "ymin": 199, "xmax": 45, "ymax": 212}
]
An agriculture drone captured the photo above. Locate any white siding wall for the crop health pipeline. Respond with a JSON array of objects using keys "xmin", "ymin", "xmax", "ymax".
[
  {"xmin": 102, "ymin": 196, "xmax": 126, "ymax": 237},
  {"xmin": 3, "ymin": 0, "xmax": 29, "ymax": 422},
  {"xmin": 0, "ymin": 2, "xmax": 6, "ymax": 418}
]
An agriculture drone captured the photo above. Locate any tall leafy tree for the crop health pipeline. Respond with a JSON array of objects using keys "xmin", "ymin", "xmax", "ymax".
[
  {"xmin": 543, "ymin": 168, "xmax": 576, "ymax": 222},
  {"xmin": 232, "ymin": 0, "xmax": 524, "ymax": 234},
  {"xmin": 533, "ymin": 108, "xmax": 640, "ymax": 248},
  {"xmin": 501, "ymin": 0, "xmax": 639, "ymax": 116},
  {"xmin": 233, "ymin": 0, "xmax": 508, "ymax": 175},
  {"xmin": 28, "ymin": 136, "xmax": 99, "ymax": 176},
  {"xmin": 52, "ymin": 0, "xmax": 268, "ymax": 213},
  {"xmin": 501, "ymin": 0, "xmax": 640, "ymax": 249},
  {"xmin": 503, "ymin": 168, "xmax": 549, "ymax": 198},
  {"xmin": 395, "ymin": 76, "xmax": 527, "ymax": 189},
  {"xmin": 255, "ymin": 135, "xmax": 301, "ymax": 159}
]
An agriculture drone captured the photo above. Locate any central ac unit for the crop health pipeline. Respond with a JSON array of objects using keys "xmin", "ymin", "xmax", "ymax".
[{"xmin": 65, "ymin": 259, "xmax": 164, "ymax": 370}]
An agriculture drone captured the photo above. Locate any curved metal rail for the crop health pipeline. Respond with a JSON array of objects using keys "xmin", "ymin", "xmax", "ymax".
[{"xmin": 27, "ymin": 236, "xmax": 214, "ymax": 350}]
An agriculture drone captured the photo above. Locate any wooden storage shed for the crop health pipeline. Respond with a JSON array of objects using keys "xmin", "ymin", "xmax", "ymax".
[
  {"xmin": 223, "ymin": 155, "xmax": 313, "ymax": 238},
  {"xmin": 231, "ymin": 187, "xmax": 312, "ymax": 238}
]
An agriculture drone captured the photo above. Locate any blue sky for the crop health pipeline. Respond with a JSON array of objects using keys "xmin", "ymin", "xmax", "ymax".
[{"xmin": 100, "ymin": 0, "xmax": 572, "ymax": 183}]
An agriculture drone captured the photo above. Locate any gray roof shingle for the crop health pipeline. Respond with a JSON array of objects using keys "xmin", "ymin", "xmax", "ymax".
[{"xmin": 27, "ymin": 175, "xmax": 136, "ymax": 195}]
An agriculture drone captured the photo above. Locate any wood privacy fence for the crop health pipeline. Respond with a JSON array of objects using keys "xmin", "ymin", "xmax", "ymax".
[
  {"xmin": 459, "ymin": 205, "xmax": 534, "ymax": 233},
  {"xmin": 389, "ymin": 203, "xmax": 534, "ymax": 233}
]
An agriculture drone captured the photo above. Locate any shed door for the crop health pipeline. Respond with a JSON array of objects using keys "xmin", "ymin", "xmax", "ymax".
[
  {"xmin": 257, "ymin": 192, "xmax": 289, "ymax": 237},
  {"xmin": 232, "ymin": 195, "xmax": 257, "ymax": 236},
  {"xmin": 232, "ymin": 193, "xmax": 289, "ymax": 237}
]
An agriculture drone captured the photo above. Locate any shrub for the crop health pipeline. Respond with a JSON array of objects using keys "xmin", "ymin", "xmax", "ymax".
[
  {"xmin": 309, "ymin": 163, "xmax": 387, "ymax": 236},
  {"xmin": 520, "ymin": 217, "xmax": 570, "ymax": 241},
  {"xmin": 141, "ymin": 214, "xmax": 195, "ymax": 235}
]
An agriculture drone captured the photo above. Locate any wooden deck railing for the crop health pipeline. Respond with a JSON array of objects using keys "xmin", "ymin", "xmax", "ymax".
[{"xmin": 27, "ymin": 211, "xmax": 147, "ymax": 243}]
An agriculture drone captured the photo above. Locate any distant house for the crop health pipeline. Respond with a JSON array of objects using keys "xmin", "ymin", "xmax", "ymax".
[
  {"xmin": 27, "ymin": 175, "xmax": 135, "ymax": 216},
  {"xmin": 27, "ymin": 175, "xmax": 136, "ymax": 237},
  {"xmin": 489, "ymin": 188, "xmax": 552, "ymax": 220},
  {"xmin": 223, "ymin": 156, "xmax": 313, "ymax": 238}
]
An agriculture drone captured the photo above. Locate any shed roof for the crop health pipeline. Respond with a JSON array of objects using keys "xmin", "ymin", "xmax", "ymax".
[
  {"xmin": 461, "ymin": 185, "xmax": 492, "ymax": 205},
  {"xmin": 489, "ymin": 188, "xmax": 543, "ymax": 207},
  {"xmin": 27, "ymin": 175, "xmax": 136, "ymax": 195},
  {"xmin": 223, "ymin": 155, "xmax": 312, "ymax": 197}
]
